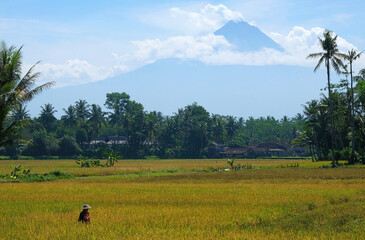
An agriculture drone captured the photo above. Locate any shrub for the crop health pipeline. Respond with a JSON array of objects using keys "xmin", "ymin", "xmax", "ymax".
[
  {"xmin": 58, "ymin": 135, "xmax": 81, "ymax": 156},
  {"xmin": 1, "ymin": 165, "xmax": 73, "ymax": 182},
  {"xmin": 103, "ymin": 150, "xmax": 120, "ymax": 167},
  {"xmin": 75, "ymin": 156, "xmax": 101, "ymax": 168}
]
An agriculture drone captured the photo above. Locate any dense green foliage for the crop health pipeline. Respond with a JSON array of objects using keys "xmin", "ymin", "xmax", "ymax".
[
  {"xmin": 0, "ymin": 165, "xmax": 73, "ymax": 182},
  {"xmin": 0, "ymin": 95, "xmax": 303, "ymax": 159},
  {"xmin": 0, "ymin": 41, "xmax": 53, "ymax": 147},
  {"xmin": 294, "ymin": 69, "xmax": 365, "ymax": 163},
  {"xmin": 301, "ymin": 30, "xmax": 365, "ymax": 165}
]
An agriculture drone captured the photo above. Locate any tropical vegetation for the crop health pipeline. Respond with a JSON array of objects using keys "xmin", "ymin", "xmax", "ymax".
[{"xmin": 0, "ymin": 41, "xmax": 53, "ymax": 147}]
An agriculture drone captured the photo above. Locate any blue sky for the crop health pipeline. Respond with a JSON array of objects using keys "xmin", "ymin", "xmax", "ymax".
[{"xmin": 2, "ymin": 0, "xmax": 365, "ymax": 117}]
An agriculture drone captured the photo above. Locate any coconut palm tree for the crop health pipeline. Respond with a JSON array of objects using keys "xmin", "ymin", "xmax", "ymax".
[
  {"xmin": 226, "ymin": 116, "xmax": 238, "ymax": 140},
  {"xmin": 11, "ymin": 104, "xmax": 30, "ymax": 121},
  {"xmin": 306, "ymin": 30, "xmax": 346, "ymax": 166},
  {"xmin": 344, "ymin": 49, "xmax": 362, "ymax": 164},
  {"xmin": 88, "ymin": 104, "xmax": 106, "ymax": 137},
  {"xmin": 61, "ymin": 105, "xmax": 78, "ymax": 129},
  {"xmin": 39, "ymin": 103, "xmax": 57, "ymax": 132},
  {"xmin": 0, "ymin": 41, "xmax": 54, "ymax": 147},
  {"xmin": 105, "ymin": 92, "xmax": 130, "ymax": 140},
  {"xmin": 75, "ymin": 99, "xmax": 90, "ymax": 121}
]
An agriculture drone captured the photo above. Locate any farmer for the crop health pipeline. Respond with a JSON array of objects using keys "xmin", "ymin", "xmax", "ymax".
[{"xmin": 78, "ymin": 204, "xmax": 91, "ymax": 223}]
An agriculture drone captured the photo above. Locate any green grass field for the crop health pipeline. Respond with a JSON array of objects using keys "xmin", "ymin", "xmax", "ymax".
[{"xmin": 0, "ymin": 159, "xmax": 364, "ymax": 239}]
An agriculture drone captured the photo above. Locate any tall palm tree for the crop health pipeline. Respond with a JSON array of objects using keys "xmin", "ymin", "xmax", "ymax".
[
  {"xmin": 39, "ymin": 103, "xmax": 57, "ymax": 132},
  {"xmin": 61, "ymin": 105, "xmax": 78, "ymax": 129},
  {"xmin": 88, "ymin": 104, "xmax": 106, "ymax": 136},
  {"xmin": 281, "ymin": 115, "xmax": 290, "ymax": 123},
  {"xmin": 226, "ymin": 116, "xmax": 238, "ymax": 141},
  {"xmin": 105, "ymin": 92, "xmax": 130, "ymax": 139},
  {"xmin": 306, "ymin": 30, "xmax": 346, "ymax": 166},
  {"xmin": 40, "ymin": 103, "xmax": 57, "ymax": 120},
  {"xmin": 75, "ymin": 99, "xmax": 90, "ymax": 121},
  {"xmin": 11, "ymin": 104, "xmax": 30, "ymax": 121},
  {"xmin": 211, "ymin": 114, "xmax": 225, "ymax": 143},
  {"xmin": 344, "ymin": 49, "xmax": 362, "ymax": 164},
  {"xmin": 0, "ymin": 41, "xmax": 54, "ymax": 147}
]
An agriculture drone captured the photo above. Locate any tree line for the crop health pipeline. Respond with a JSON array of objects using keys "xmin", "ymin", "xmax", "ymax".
[{"xmin": 2, "ymin": 93, "xmax": 303, "ymax": 159}]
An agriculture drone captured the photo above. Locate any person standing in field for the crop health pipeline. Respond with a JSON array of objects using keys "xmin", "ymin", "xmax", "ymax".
[{"xmin": 78, "ymin": 204, "xmax": 91, "ymax": 223}]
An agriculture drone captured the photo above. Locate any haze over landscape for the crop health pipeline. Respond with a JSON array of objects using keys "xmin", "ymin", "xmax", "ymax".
[{"xmin": 2, "ymin": 0, "xmax": 365, "ymax": 118}]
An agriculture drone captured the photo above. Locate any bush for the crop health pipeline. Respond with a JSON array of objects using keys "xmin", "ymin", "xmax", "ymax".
[
  {"xmin": 58, "ymin": 135, "xmax": 81, "ymax": 156},
  {"xmin": 103, "ymin": 150, "xmax": 121, "ymax": 167},
  {"xmin": 1, "ymin": 165, "xmax": 73, "ymax": 182},
  {"xmin": 75, "ymin": 156, "xmax": 101, "ymax": 168}
]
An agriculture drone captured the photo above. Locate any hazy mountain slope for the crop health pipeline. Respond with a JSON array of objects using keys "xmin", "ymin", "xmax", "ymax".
[
  {"xmin": 29, "ymin": 20, "xmax": 324, "ymax": 118},
  {"xmin": 29, "ymin": 58, "xmax": 325, "ymax": 118}
]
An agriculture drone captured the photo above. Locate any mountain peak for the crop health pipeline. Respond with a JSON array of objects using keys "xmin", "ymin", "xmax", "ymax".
[{"xmin": 214, "ymin": 20, "xmax": 283, "ymax": 52}]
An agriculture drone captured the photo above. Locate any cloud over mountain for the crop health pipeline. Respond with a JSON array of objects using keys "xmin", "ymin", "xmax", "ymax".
[
  {"xmin": 143, "ymin": 4, "xmax": 244, "ymax": 35},
  {"xmin": 119, "ymin": 23, "xmax": 356, "ymax": 67},
  {"xmin": 32, "ymin": 4, "xmax": 361, "ymax": 88}
]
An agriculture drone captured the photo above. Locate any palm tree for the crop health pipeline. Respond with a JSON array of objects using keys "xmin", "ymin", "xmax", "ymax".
[
  {"xmin": 211, "ymin": 114, "xmax": 225, "ymax": 143},
  {"xmin": 226, "ymin": 116, "xmax": 238, "ymax": 140},
  {"xmin": 75, "ymin": 99, "xmax": 90, "ymax": 121},
  {"xmin": 61, "ymin": 105, "xmax": 78, "ymax": 129},
  {"xmin": 105, "ymin": 92, "xmax": 130, "ymax": 139},
  {"xmin": 39, "ymin": 103, "xmax": 57, "ymax": 132},
  {"xmin": 344, "ymin": 49, "xmax": 362, "ymax": 164},
  {"xmin": 88, "ymin": 104, "xmax": 106, "ymax": 136},
  {"xmin": 281, "ymin": 116, "xmax": 290, "ymax": 123},
  {"xmin": 306, "ymin": 30, "xmax": 346, "ymax": 166},
  {"xmin": 11, "ymin": 104, "xmax": 30, "ymax": 121},
  {"xmin": 0, "ymin": 41, "xmax": 54, "ymax": 147},
  {"xmin": 303, "ymin": 100, "xmax": 329, "ymax": 160}
]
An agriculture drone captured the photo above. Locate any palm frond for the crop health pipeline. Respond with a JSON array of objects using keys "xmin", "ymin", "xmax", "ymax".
[
  {"xmin": 19, "ymin": 81, "xmax": 55, "ymax": 103},
  {"xmin": 16, "ymin": 62, "xmax": 41, "ymax": 92},
  {"xmin": 306, "ymin": 52, "xmax": 323, "ymax": 60},
  {"xmin": 0, "ymin": 119, "xmax": 26, "ymax": 147},
  {"xmin": 0, "ymin": 41, "xmax": 53, "ymax": 146},
  {"xmin": 313, "ymin": 56, "xmax": 325, "ymax": 72},
  {"xmin": 331, "ymin": 57, "xmax": 345, "ymax": 74},
  {"xmin": 335, "ymin": 52, "xmax": 347, "ymax": 60}
]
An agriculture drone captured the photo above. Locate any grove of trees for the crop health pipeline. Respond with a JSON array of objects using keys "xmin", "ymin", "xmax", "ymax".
[
  {"xmin": 1, "ymin": 95, "xmax": 304, "ymax": 159},
  {"xmin": 301, "ymin": 30, "xmax": 365, "ymax": 165}
]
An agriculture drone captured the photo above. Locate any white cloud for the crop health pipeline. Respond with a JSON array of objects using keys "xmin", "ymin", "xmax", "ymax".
[
  {"xmin": 32, "ymin": 24, "xmax": 361, "ymax": 88},
  {"xmin": 201, "ymin": 26, "xmax": 358, "ymax": 66},
  {"xmin": 130, "ymin": 34, "xmax": 231, "ymax": 62},
  {"xmin": 122, "ymin": 26, "xmax": 358, "ymax": 68},
  {"xmin": 143, "ymin": 4, "xmax": 244, "ymax": 35},
  {"xmin": 33, "ymin": 58, "xmax": 128, "ymax": 88},
  {"xmin": 269, "ymin": 27, "xmax": 357, "ymax": 66}
]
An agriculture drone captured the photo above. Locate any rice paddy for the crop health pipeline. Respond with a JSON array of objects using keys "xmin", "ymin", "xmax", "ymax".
[{"xmin": 0, "ymin": 159, "xmax": 364, "ymax": 239}]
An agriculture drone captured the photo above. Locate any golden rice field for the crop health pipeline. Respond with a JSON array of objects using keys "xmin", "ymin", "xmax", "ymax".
[
  {"xmin": 0, "ymin": 158, "xmax": 353, "ymax": 177},
  {"xmin": 0, "ymin": 159, "xmax": 364, "ymax": 239}
]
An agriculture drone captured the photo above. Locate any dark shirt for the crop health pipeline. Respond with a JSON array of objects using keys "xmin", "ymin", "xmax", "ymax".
[{"xmin": 78, "ymin": 211, "xmax": 90, "ymax": 223}]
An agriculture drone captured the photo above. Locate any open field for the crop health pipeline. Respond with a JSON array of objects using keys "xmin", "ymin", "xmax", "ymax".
[
  {"xmin": 0, "ymin": 158, "xmax": 360, "ymax": 177},
  {"xmin": 0, "ymin": 159, "xmax": 364, "ymax": 239}
]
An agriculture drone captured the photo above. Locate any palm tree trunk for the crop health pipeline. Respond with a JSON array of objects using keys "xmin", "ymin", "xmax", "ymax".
[
  {"xmin": 309, "ymin": 143, "xmax": 315, "ymax": 162},
  {"xmin": 327, "ymin": 61, "xmax": 336, "ymax": 167},
  {"xmin": 350, "ymin": 62, "xmax": 356, "ymax": 164}
]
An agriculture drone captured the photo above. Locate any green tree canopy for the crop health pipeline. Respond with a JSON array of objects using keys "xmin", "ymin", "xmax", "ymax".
[{"xmin": 0, "ymin": 41, "xmax": 53, "ymax": 147}]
